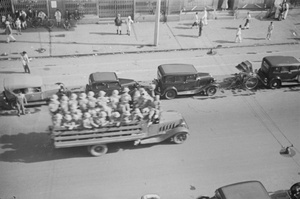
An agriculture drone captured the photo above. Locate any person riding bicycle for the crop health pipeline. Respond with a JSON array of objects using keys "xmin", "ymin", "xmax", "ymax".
[{"xmin": 37, "ymin": 10, "xmax": 47, "ymax": 22}]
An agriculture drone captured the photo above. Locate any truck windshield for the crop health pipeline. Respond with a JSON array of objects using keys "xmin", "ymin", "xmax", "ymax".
[{"xmin": 261, "ymin": 60, "xmax": 270, "ymax": 73}]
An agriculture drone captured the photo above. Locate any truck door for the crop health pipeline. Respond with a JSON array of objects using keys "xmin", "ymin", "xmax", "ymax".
[{"xmin": 25, "ymin": 87, "xmax": 42, "ymax": 102}]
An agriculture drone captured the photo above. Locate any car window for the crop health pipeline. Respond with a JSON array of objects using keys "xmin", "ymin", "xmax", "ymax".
[
  {"xmin": 281, "ymin": 66, "xmax": 289, "ymax": 73},
  {"xmin": 175, "ymin": 76, "xmax": 185, "ymax": 83},
  {"xmin": 107, "ymin": 82, "xmax": 119, "ymax": 88},
  {"xmin": 186, "ymin": 75, "xmax": 196, "ymax": 82},
  {"xmin": 289, "ymin": 66, "xmax": 299, "ymax": 71},
  {"xmin": 165, "ymin": 76, "xmax": 175, "ymax": 83},
  {"xmin": 93, "ymin": 83, "xmax": 106, "ymax": 90},
  {"xmin": 273, "ymin": 67, "xmax": 280, "ymax": 72},
  {"xmin": 25, "ymin": 87, "xmax": 41, "ymax": 94},
  {"xmin": 262, "ymin": 60, "xmax": 270, "ymax": 73}
]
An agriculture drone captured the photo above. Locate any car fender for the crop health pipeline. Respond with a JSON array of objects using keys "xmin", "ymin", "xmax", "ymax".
[{"xmin": 269, "ymin": 76, "xmax": 282, "ymax": 84}]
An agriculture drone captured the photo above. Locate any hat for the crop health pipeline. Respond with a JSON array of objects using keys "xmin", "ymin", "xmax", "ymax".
[
  {"xmin": 123, "ymin": 87, "xmax": 130, "ymax": 93},
  {"xmin": 88, "ymin": 91, "xmax": 94, "ymax": 97},
  {"xmin": 5, "ymin": 21, "xmax": 9, "ymax": 25}
]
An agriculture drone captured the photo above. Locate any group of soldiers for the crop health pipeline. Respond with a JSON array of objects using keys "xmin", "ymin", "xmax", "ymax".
[{"xmin": 49, "ymin": 87, "xmax": 161, "ymax": 130}]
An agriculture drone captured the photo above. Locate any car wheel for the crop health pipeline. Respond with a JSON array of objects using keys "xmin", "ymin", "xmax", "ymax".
[
  {"xmin": 164, "ymin": 89, "xmax": 176, "ymax": 100},
  {"xmin": 173, "ymin": 132, "xmax": 188, "ymax": 144},
  {"xmin": 269, "ymin": 79, "xmax": 281, "ymax": 89},
  {"xmin": 206, "ymin": 86, "xmax": 217, "ymax": 96},
  {"xmin": 88, "ymin": 144, "xmax": 108, "ymax": 157},
  {"xmin": 8, "ymin": 101, "xmax": 16, "ymax": 110},
  {"xmin": 244, "ymin": 76, "xmax": 259, "ymax": 90},
  {"xmin": 290, "ymin": 182, "xmax": 300, "ymax": 199}
]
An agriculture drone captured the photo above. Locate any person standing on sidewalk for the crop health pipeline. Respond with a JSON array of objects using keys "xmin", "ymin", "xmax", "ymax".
[
  {"xmin": 15, "ymin": 18, "xmax": 22, "ymax": 35},
  {"xmin": 55, "ymin": 9, "xmax": 62, "ymax": 27},
  {"xmin": 20, "ymin": 51, "xmax": 31, "ymax": 73},
  {"xmin": 202, "ymin": 7, "xmax": 208, "ymax": 26},
  {"xmin": 198, "ymin": 19, "xmax": 204, "ymax": 37},
  {"xmin": 191, "ymin": 12, "xmax": 199, "ymax": 28},
  {"xmin": 243, "ymin": 12, "xmax": 251, "ymax": 29},
  {"xmin": 222, "ymin": 0, "xmax": 228, "ymax": 11},
  {"xmin": 15, "ymin": 91, "xmax": 27, "ymax": 116},
  {"xmin": 5, "ymin": 21, "xmax": 16, "ymax": 43},
  {"xmin": 266, "ymin": 22, "xmax": 274, "ymax": 40},
  {"xmin": 115, "ymin": 14, "xmax": 123, "ymax": 35},
  {"xmin": 235, "ymin": 25, "xmax": 242, "ymax": 43},
  {"xmin": 126, "ymin": 16, "xmax": 134, "ymax": 36}
]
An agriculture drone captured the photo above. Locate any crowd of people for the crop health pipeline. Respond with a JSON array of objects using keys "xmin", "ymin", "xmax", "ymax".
[{"xmin": 49, "ymin": 87, "xmax": 161, "ymax": 130}]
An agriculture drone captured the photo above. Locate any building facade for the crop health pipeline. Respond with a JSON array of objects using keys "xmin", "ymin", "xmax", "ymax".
[{"xmin": 1, "ymin": 0, "xmax": 282, "ymax": 19}]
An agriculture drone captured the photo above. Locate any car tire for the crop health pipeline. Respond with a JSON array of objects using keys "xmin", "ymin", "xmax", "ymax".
[
  {"xmin": 88, "ymin": 144, "xmax": 108, "ymax": 157},
  {"xmin": 269, "ymin": 79, "xmax": 281, "ymax": 89},
  {"xmin": 244, "ymin": 76, "xmax": 259, "ymax": 90},
  {"xmin": 173, "ymin": 132, "xmax": 188, "ymax": 144},
  {"xmin": 164, "ymin": 89, "xmax": 177, "ymax": 100},
  {"xmin": 206, "ymin": 86, "xmax": 217, "ymax": 96}
]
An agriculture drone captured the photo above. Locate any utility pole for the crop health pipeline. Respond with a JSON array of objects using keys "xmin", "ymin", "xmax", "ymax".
[{"xmin": 154, "ymin": 0, "xmax": 161, "ymax": 46}]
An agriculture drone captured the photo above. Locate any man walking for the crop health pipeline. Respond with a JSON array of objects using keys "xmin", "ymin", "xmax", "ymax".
[
  {"xmin": 54, "ymin": 9, "xmax": 62, "ymax": 27},
  {"xmin": 15, "ymin": 91, "xmax": 27, "ymax": 116},
  {"xmin": 5, "ymin": 21, "xmax": 16, "ymax": 43},
  {"xmin": 235, "ymin": 25, "xmax": 242, "ymax": 43},
  {"xmin": 202, "ymin": 7, "xmax": 208, "ymax": 25},
  {"xmin": 191, "ymin": 12, "xmax": 199, "ymax": 28},
  {"xmin": 266, "ymin": 22, "xmax": 274, "ymax": 40},
  {"xmin": 243, "ymin": 12, "xmax": 251, "ymax": 29},
  {"xmin": 20, "ymin": 51, "xmax": 31, "ymax": 73},
  {"xmin": 198, "ymin": 19, "xmax": 204, "ymax": 37}
]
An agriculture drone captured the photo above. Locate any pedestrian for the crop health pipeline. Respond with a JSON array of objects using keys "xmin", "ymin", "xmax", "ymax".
[
  {"xmin": 19, "ymin": 10, "xmax": 27, "ymax": 29},
  {"xmin": 282, "ymin": 0, "xmax": 289, "ymax": 20},
  {"xmin": 65, "ymin": 9, "xmax": 71, "ymax": 21},
  {"xmin": 126, "ymin": 16, "xmax": 134, "ymax": 36},
  {"xmin": 114, "ymin": 13, "xmax": 122, "ymax": 35},
  {"xmin": 15, "ymin": 18, "xmax": 22, "ymax": 35},
  {"xmin": 15, "ymin": 91, "xmax": 27, "ymax": 116},
  {"xmin": 20, "ymin": 51, "xmax": 31, "ymax": 73},
  {"xmin": 5, "ymin": 21, "xmax": 16, "ymax": 43},
  {"xmin": 235, "ymin": 25, "xmax": 242, "ymax": 43},
  {"xmin": 202, "ymin": 7, "xmax": 208, "ymax": 26},
  {"xmin": 243, "ymin": 12, "xmax": 251, "ymax": 29},
  {"xmin": 266, "ymin": 22, "xmax": 274, "ymax": 40},
  {"xmin": 54, "ymin": 9, "xmax": 62, "ymax": 27},
  {"xmin": 222, "ymin": 0, "xmax": 228, "ymax": 11},
  {"xmin": 198, "ymin": 19, "xmax": 204, "ymax": 37},
  {"xmin": 191, "ymin": 12, "xmax": 199, "ymax": 28}
]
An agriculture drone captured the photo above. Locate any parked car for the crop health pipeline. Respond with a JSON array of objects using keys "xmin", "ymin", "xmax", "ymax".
[
  {"xmin": 2, "ymin": 75, "xmax": 65, "ymax": 108},
  {"xmin": 256, "ymin": 56, "xmax": 300, "ymax": 89},
  {"xmin": 85, "ymin": 72, "xmax": 139, "ymax": 96},
  {"xmin": 153, "ymin": 64, "xmax": 217, "ymax": 99},
  {"xmin": 198, "ymin": 181, "xmax": 300, "ymax": 199}
]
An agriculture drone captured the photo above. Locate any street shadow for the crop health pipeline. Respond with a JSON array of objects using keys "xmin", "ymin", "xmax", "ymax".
[
  {"xmin": 0, "ymin": 107, "xmax": 41, "ymax": 116},
  {"xmin": 214, "ymin": 40, "xmax": 235, "ymax": 43},
  {"xmin": 174, "ymin": 26, "xmax": 193, "ymax": 29},
  {"xmin": 0, "ymin": 71, "xmax": 24, "ymax": 74},
  {"xmin": 222, "ymin": 27, "xmax": 237, "ymax": 30},
  {"xmin": 288, "ymin": 37, "xmax": 300, "ymax": 41},
  {"xmin": 89, "ymin": 32, "xmax": 118, "ymax": 35},
  {"xmin": 244, "ymin": 37, "xmax": 266, "ymax": 40},
  {"xmin": 283, "ymin": 85, "xmax": 300, "ymax": 92},
  {"xmin": 177, "ymin": 34, "xmax": 198, "ymax": 38},
  {"xmin": 0, "ymin": 132, "xmax": 172, "ymax": 163}
]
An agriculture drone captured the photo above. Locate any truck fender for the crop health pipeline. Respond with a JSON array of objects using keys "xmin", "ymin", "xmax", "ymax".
[{"xmin": 161, "ymin": 86, "xmax": 178, "ymax": 96}]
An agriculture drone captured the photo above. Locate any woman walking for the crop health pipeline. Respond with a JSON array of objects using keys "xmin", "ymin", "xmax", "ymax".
[{"xmin": 235, "ymin": 25, "xmax": 242, "ymax": 43}]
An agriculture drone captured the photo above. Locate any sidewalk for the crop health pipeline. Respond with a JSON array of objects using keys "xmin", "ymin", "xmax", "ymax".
[{"xmin": 0, "ymin": 13, "xmax": 299, "ymax": 61}]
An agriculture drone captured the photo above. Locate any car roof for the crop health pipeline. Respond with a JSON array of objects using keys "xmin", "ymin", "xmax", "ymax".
[
  {"xmin": 3, "ymin": 75, "xmax": 43, "ymax": 91},
  {"xmin": 216, "ymin": 181, "xmax": 270, "ymax": 199},
  {"xmin": 89, "ymin": 72, "xmax": 118, "ymax": 83},
  {"xmin": 263, "ymin": 56, "xmax": 300, "ymax": 67},
  {"xmin": 158, "ymin": 64, "xmax": 197, "ymax": 76}
]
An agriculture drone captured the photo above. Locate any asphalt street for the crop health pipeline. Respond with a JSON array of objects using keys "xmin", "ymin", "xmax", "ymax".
[{"xmin": 0, "ymin": 14, "xmax": 300, "ymax": 199}]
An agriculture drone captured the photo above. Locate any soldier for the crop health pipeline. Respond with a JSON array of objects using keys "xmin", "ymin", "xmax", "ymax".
[
  {"xmin": 109, "ymin": 90, "xmax": 120, "ymax": 111},
  {"xmin": 48, "ymin": 94, "xmax": 60, "ymax": 116},
  {"xmin": 87, "ymin": 91, "xmax": 97, "ymax": 110},
  {"xmin": 52, "ymin": 113, "xmax": 63, "ymax": 128},
  {"xmin": 62, "ymin": 114, "xmax": 76, "ymax": 130},
  {"xmin": 60, "ymin": 95, "xmax": 69, "ymax": 115},
  {"xmin": 97, "ymin": 91, "xmax": 112, "ymax": 118},
  {"xmin": 78, "ymin": 93, "xmax": 88, "ymax": 112}
]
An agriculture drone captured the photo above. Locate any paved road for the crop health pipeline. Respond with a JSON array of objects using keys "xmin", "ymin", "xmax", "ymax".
[{"xmin": 0, "ymin": 46, "xmax": 299, "ymax": 199}]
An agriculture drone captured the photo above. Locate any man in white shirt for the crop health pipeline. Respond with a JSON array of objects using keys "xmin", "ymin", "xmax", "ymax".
[{"xmin": 20, "ymin": 51, "xmax": 31, "ymax": 73}]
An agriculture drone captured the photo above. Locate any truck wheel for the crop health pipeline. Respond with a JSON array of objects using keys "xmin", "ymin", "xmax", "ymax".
[
  {"xmin": 173, "ymin": 132, "xmax": 188, "ymax": 144},
  {"xmin": 269, "ymin": 79, "xmax": 281, "ymax": 89},
  {"xmin": 88, "ymin": 144, "xmax": 108, "ymax": 157},
  {"xmin": 206, "ymin": 86, "xmax": 217, "ymax": 96},
  {"xmin": 164, "ymin": 89, "xmax": 176, "ymax": 100},
  {"xmin": 244, "ymin": 77, "xmax": 259, "ymax": 90}
]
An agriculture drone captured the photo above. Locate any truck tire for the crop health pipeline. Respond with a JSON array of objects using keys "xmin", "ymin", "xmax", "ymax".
[
  {"xmin": 88, "ymin": 144, "xmax": 108, "ymax": 157},
  {"xmin": 269, "ymin": 79, "xmax": 281, "ymax": 89},
  {"xmin": 206, "ymin": 86, "xmax": 217, "ymax": 96},
  {"xmin": 173, "ymin": 132, "xmax": 188, "ymax": 144},
  {"xmin": 164, "ymin": 89, "xmax": 177, "ymax": 100}
]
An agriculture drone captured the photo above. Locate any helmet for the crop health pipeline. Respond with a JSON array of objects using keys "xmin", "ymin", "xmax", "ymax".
[
  {"xmin": 79, "ymin": 93, "xmax": 87, "ymax": 99},
  {"xmin": 123, "ymin": 87, "xmax": 130, "ymax": 93},
  {"xmin": 70, "ymin": 93, "xmax": 77, "ymax": 100},
  {"xmin": 112, "ymin": 90, "xmax": 119, "ymax": 96},
  {"xmin": 64, "ymin": 114, "xmax": 72, "ymax": 121},
  {"xmin": 51, "ymin": 94, "xmax": 58, "ymax": 100},
  {"xmin": 55, "ymin": 113, "xmax": 63, "ymax": 120},
  {"xmin": 61, "ymin": 95, "xmax": 69, "ymax": 101},
  {"xmin": 111, "ymin": 111, "xmax": 120, "ymax": 118},
  {"xmin": 99, "ymin": 111, "xmax": 107, "ymax": 117},
  {"xmin": 84, "ymin": 112, "xmax": 91, "ymax": 118},
  {"xmin": 88, "ymin": 91, "xmax": 95, "ymax": 97},
  {"xmin": 98, "ymin": 90, "xmax": 106, "ymax": 97}
]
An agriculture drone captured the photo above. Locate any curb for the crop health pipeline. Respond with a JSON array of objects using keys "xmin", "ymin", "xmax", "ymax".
[{"xmin": 0, "ymin": 41, "xmax": 298, "ymax": 61}]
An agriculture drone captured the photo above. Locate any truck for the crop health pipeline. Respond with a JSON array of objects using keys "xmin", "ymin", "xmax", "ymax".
[{"xmin": 50, "ymin": 110, "xmax": 189, "ymax": 157}]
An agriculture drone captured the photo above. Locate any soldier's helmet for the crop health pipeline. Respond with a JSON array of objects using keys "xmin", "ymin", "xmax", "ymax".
[
  {"xmin": 99, "ymin": 111, "xmax": 107, "ymax": 118},
  {"xmin": 98, "ymin": 90, "xmax": 106, "ymax": 97},
  {"xmin": 70, "ymin": 93, "xmax": 77, "ymax": 100},
  {"xmin": 61, "ymin": 95, "xmax": 69, "ymax": 101},
  {"xmin": 55, "ymin": 113, "xmax": 63, "ymax": 120},
  {"xmin": 84, "ymin": 112, "xmax": 91, "ymax": 118},
  {"xmin": 79, "ymin": 93, "xmax": 87, "ymax": 99},
  {"xmin": 123, "ymin": 87, "xmax": 130, "ymax": 93},
  {"xmin": 51, "ymin": 94, "xmax": 58, "ymax": 100},
  {"xmin": 88, "ymin": 91, "xmax": 95, "ymax": 97},
  {"xmin": 112, "ymin": 90, "xmax": 119, "ymax": 96},
  {"xmin": 64, "ymin": 114, "xmax": 72, "ymax": 121}
]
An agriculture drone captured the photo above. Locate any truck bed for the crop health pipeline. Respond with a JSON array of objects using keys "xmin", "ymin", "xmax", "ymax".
[{"xmin": 51, "ymin": 122, "xmax": 146, "ymax": 148}]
